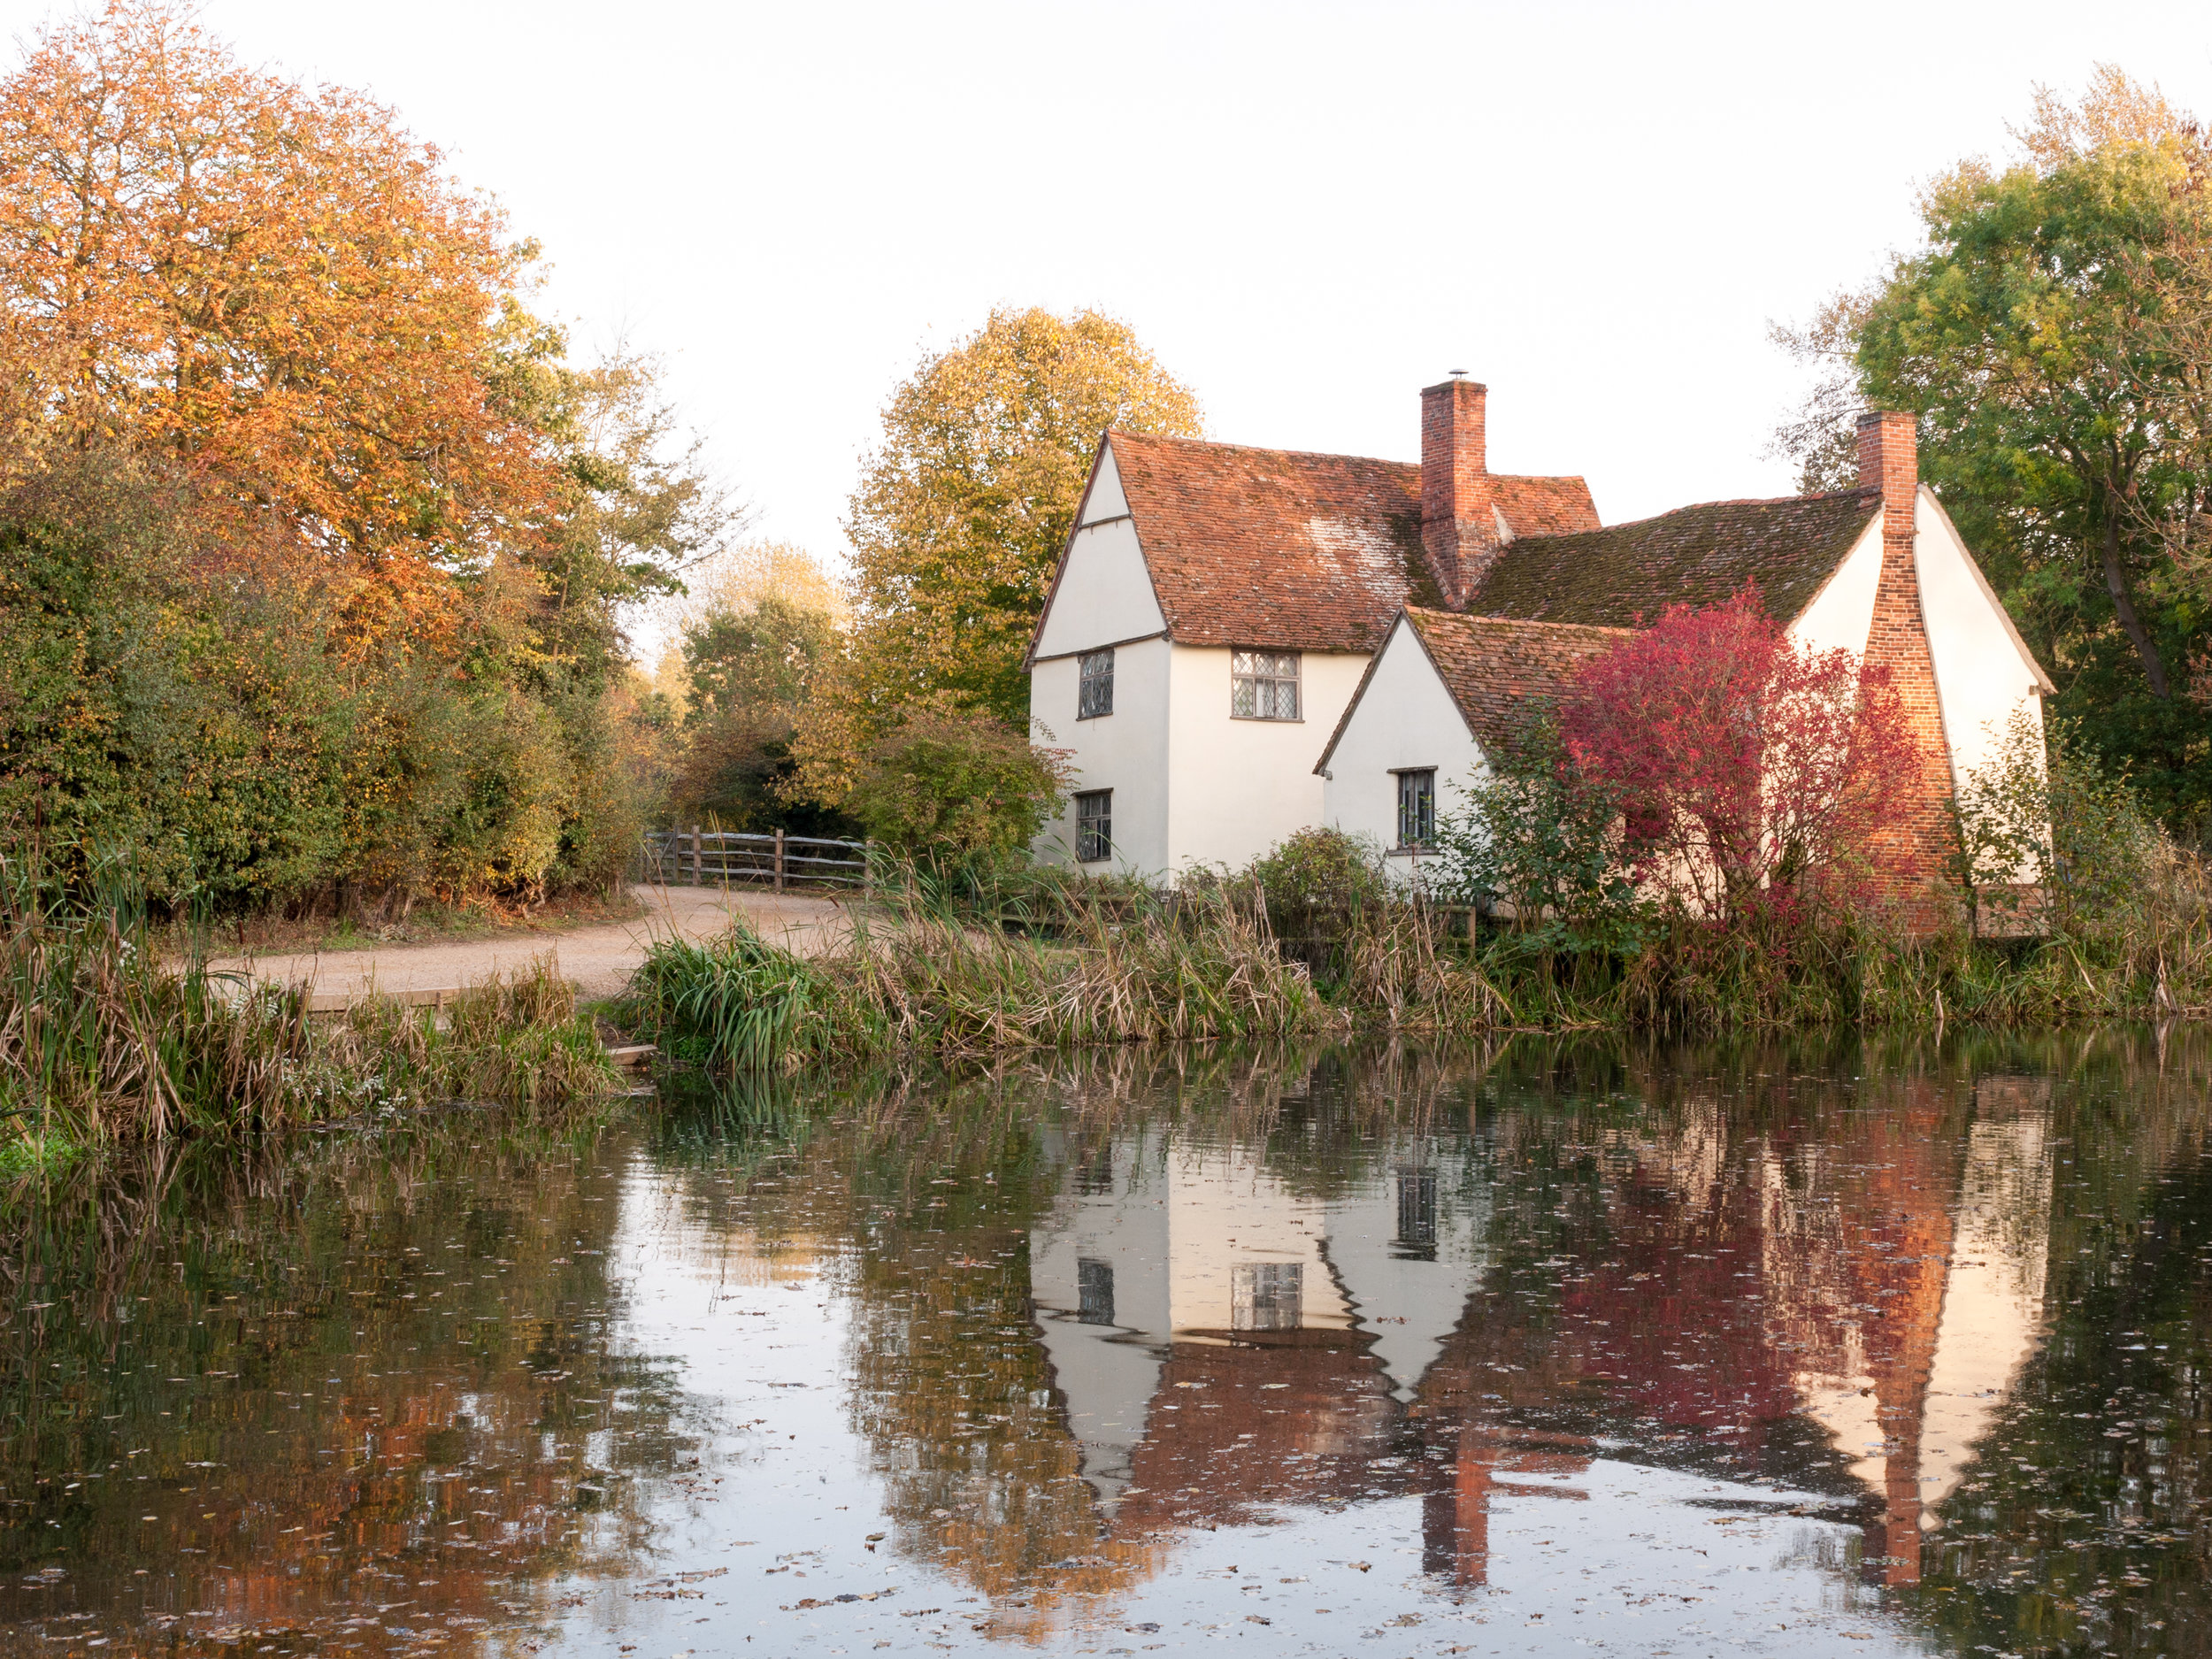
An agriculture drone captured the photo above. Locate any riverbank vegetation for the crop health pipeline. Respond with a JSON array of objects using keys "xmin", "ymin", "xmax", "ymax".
[
  {"xmin": 627, "ymin": 588, "xmax": 2209, "ymax": 1073},
  {"xmin": 0, "ymin": 855, "xmax": 618, "ymax": 1162}
]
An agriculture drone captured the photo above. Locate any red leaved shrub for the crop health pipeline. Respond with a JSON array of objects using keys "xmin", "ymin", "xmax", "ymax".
[{"xmin": 1560, "ymin": 586, "xmax": 1923, "ymax": 924}]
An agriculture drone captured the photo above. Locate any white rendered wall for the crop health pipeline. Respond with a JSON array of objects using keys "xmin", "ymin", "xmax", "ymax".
[
  {"xmin": 1028, "ymin": 1136, "xmax": 1171, "ymax": 1508},
  {"xmin": 1915, "ymin": 490, "xmax": 2049, "ymax": 788},
  {"xmin": 1318, "ymin": 618, "xmax": 1485, "ymax": 872},
  {"xmin": 1165, "ymin": 1145, "xmax": 1350, "ymax": 1340},
  {"xmin": 1789, "ymin": 517, "xmax": 1883, "ymax": 661},
  {"xmin": 1033, "ymin": 515, "xmax": 1164, "ymax": 660},
  {"xmin": 1080, "ymin": 441, "xmax": 1131, "ymax": 524},
  {"xmin": 1164, "ymin": 646, "xmax": 1369, "ymax": 873},
  {"xmin": 1031, "ymin": 635, "xmax": 1172, "ymax": 874}
]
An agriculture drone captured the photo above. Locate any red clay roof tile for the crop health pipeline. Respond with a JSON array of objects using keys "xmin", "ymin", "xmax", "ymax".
[
  {"xmin": 1104, "ymin": 431, "xmax": 1598, "ymax": 653},
  {"xmin": 1315, "ymin": 609, "xmax": 1630, "ymax": 774}
]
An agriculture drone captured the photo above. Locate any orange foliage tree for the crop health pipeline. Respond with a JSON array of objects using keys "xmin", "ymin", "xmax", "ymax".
[{"xmin": 0, "ymin": 0, "xmax": 561, "ymax": 649}]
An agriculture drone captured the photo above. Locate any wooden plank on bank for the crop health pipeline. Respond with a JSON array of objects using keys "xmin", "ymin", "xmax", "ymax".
[{"xmin": 305, "ymin": 987, "xmax": 461, "ymax": 1014}]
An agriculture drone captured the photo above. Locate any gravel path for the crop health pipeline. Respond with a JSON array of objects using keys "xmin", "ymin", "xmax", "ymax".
[{"xmin": 211, "ymin": 884, "xmax": 851, "ymax": 1005}]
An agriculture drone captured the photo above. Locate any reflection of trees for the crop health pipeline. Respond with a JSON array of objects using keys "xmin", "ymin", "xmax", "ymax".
[
  {"xmin": 1908, "ymin": 1030, "xmax": 2212, "ymax": 1655},
  {"xmin": 0, "ymin": 1118, "xmax": 698, "ymax": 1655}
]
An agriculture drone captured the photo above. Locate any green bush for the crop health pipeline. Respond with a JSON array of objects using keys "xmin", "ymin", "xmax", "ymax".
[
  {"xmin": 1429, "ymin": 718, "xmax": 1648, "ymax": 957},
  {"xmin": 1243, "ymin": 827, "xmax": 1391, "ymax": 933},
  {"xmin": 0, "ymin": 457, "xmax": 664, "ymax": 914},
  {"xmin": 846, "ymin": 710, "xmax": 1065, "ymax": 873}
]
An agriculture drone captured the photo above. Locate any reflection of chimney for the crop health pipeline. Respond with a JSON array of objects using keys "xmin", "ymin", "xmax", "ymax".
[
  {"xmin": 1854, "ymin": 1082, "xmax": 1962, "ymax": 1588},
  {"xmin": 1420, "ymin": 377, "xmax": 1501, "ymax": 608},
  {"xmin": 1422, "ymin": 1427, "xmax": 1494, "ymax": 1585}
]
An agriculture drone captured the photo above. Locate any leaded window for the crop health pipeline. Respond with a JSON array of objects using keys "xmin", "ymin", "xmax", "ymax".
[
  {"xmin": 1078, "ymin": 648, "xmax": 1115, "ymax": 718},
  {"xmin": 1077, "ymin": 1258, "xmax": 1116, "ymax": 1326},
  {"xmin": 1231, "ymin": 649, "xmax": 1300, "ymax": 720},
  {"xmin": 1396, "ymin": 768, "xmax": 1436, "ymax": 848},
  {"xmin": 1075, "ymin": 790, "xmax": 1112, "ymax": 864},
  {"xmin": 1231, "ymin": 1261, "xmax": 1302, "ymax": 1331}
]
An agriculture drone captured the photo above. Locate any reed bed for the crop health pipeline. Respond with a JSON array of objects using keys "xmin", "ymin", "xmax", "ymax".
[
  {"xmin": 623, "ymin": 841, "xmax": 2212, "ymax": 1079},
  {"xmin": 0, "ymin": 859, "xmax": 620, "ymax": 1155},
  {"xmin": 620, "ymin": 881, "xmax": 1530, "ymax": 1075}
]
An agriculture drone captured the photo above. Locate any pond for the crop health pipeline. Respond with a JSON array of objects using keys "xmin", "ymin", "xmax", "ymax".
[{"xmin": 1, "ymin": 1032, "xmax": 2208, "ymax": 1657}]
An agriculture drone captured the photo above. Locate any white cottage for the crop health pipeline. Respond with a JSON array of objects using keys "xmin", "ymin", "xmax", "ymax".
[
  {"xmin": 1025, "ymin": 380, "xmax": 1596, "ymax": 874},
  {"xmin": 1030, "ymin": 385, "xmax": 2053, "ymax": 913},
  {"xmin": 1316, "ymin": 409, "xmax": 2056, "ymax": 910}
]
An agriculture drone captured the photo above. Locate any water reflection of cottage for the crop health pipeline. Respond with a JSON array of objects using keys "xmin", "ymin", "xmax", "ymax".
[
  {"xmin": 1028, "ymin": 1132, "xmax": 1487, "ymax": 1512},
  {"xmin": 1026, "ymin": 1072, "xmax": 2058, "ymax": 1598}
]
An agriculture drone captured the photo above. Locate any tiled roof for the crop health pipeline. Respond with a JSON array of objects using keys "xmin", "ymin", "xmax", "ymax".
[
  {"xmin": 1470, "ymin": 489, "xmax": 1881, "ymax": 627},
  {"xmin": 1315, "ymin": 608, "xmax": 1630, "ymax": 774},
  {"xmin": 1403, "ymin": 609, "xmax": 1630, "ymax": 752},
  {"xmin": 1105, "ymin": 432, "xmax": 1598, "ymax": 653}
]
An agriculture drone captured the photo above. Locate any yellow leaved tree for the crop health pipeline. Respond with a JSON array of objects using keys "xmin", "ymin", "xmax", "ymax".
[{"xmin": 791, "ymin": 307, "xmax": 1201, "ymax": 806}]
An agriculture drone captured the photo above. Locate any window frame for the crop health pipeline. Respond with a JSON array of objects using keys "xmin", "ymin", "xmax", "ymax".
[
  {"xmin": 1074, "ymin": 788, "xmax": 1113, "ymax": 864},
  {"xmin": 1077, "ymin": 647, "xmax": 1115, "ymax": 719},
  {"xmin": 1230, "ymin": 649, "xmax": 1302, "ymax": 721},
  {"xmin": 1394, "ymin": 766, "xmax": 1437, "ymax": 851}
]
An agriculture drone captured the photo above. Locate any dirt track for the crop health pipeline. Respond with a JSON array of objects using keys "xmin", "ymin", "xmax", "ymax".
[{"xmin": 210, "ymin": 884, "xmax": 850, "ymax": 1004}]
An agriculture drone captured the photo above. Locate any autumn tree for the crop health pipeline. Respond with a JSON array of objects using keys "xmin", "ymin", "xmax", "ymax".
[
  {"xmin": 788, "ymin": 309, "xmax": 1200, "ymax": 805},
  {"xmin": 1558, "ymin": 588, "xmax": 1921, "ymax": 923},
  {"xmin": 1772, "ymin": 69, "xmax": 2212, "ymax": 826},
  {"xmin": 0, "ymin": 4, "xmax": 727, "ymax": 909},
  {"xmin": 0, "ymin": 0, "xmax": 561, "ymax": 649}
]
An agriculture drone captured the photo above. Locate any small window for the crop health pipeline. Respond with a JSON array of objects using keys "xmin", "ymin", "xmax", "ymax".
[
  {"xmin": 1075, "ymin": 789, "xmax": 1112, "ymax": 864},
  {"xmin": 1396, "ymin": 768, "xmax": 1436, "ymax": 849},
  {"xmin": 1231, "ymin": 650, "xmax": 1300, "ymax": 720},
  {"xmin": 1231, "ymin": 1261, "xmax": 1302, "ymax": 1331},
  {"xmin": 1077, "ymin": 1257, "xmax": 1116, "ymax": 1326},
  {"xmin": 1078, "ymin": 648, "xmax": 1115, "ymax": 718},
  {"xmin": 1395, "ymin": 1169, "xmax": 1438, "ymax": 1255}
]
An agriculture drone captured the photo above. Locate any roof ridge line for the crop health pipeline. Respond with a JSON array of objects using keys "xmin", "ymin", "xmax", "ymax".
[
  {"xmin": 1105, "ymin": 427, "xmax": 1586, "ymax": 485},
  {"xmin": 1509, "ymin": 486, "xmax": 1880, "ymax": 542}
]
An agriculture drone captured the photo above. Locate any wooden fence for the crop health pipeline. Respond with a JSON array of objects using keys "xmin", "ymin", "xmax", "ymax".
[{"xmin": 638, "ymin": 827, "xmax": 869, "ymax": 892}]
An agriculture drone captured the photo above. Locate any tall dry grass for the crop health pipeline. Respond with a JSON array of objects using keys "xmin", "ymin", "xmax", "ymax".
[
  {"xmin": 0, "ymin": 851, "xmax": 620, "ymax": 1156},
  {"xmin": 620, "ymin": 878, "xmax": 1529, "ymax": 1075}
]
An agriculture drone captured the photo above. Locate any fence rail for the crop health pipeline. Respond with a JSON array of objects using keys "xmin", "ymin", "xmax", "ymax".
[{"xmin": 638, "ymin": 827, "xmax": 869, "ymax": 891}]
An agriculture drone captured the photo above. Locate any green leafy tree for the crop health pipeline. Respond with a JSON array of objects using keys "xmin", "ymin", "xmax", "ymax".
[
  {"xmin": 1774, "ymin": 69, "xmax": 2212, "ymax": 827},
  {"xmin": 681, "ymin": 595, "xmax": 836, "ymax": 721},
  {"xmin": 847, "ymin": 710, "xmax": 1069, "ymax": 873}
]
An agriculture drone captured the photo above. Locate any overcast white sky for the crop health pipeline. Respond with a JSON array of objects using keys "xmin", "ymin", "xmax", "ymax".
[{"xmin": 12, "ymin": 1, "xmax": 2212, "ymax": 594}]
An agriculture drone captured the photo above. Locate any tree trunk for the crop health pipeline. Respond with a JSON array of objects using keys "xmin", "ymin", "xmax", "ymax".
[{"xmin": 2101, "ymin": 513, "xmax": 2172, "ymax": 700}]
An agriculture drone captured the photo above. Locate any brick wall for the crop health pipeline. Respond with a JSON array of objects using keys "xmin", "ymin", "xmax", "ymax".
[{"xmin": 1856, "ymin": 411, "xmax": 1963, "ymax": 932}]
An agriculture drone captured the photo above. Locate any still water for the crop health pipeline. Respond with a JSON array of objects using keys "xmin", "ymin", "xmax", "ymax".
[{"xmin": 2, "ymin": 1034, "xmax": 2208, "ymax": 1657}]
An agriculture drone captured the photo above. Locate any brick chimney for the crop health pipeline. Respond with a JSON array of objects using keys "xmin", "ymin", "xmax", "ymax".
[
  {"xmin": 1855, "ymin": 408, "xmax": 1958, "ymax": 928},
  {"xmin": 1421, "ymin": 377, "xmax": 1501, "ymax": 608},
  {"xmin": 1856, "ymin": 408, "xmax": 1916, "ymax": 524}
]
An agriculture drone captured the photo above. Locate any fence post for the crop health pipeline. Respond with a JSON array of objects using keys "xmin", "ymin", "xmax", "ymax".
[
  {"xmin": 774, "ymin": 827, "xmax": 786, "ymax": 893},
  {"xmin": 688, "ymin": 824, "xmax": 701, "ymax": 885}
]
